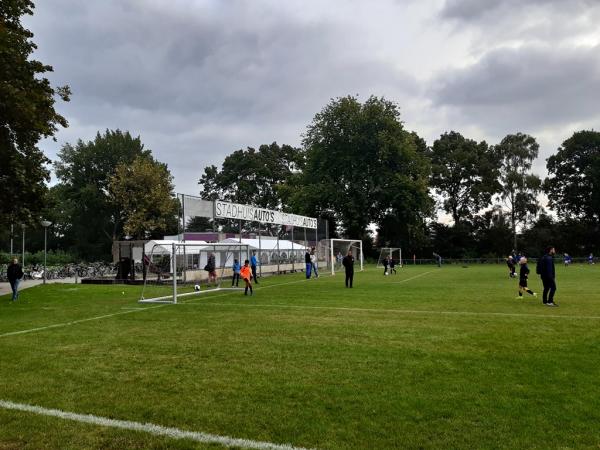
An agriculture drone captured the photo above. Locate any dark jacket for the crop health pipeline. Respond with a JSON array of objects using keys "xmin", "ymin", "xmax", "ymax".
[
  {"xmin": 305, "ymin": 252, "xmax": 311, "ymax": 264},
  {"xmin": 7, "ymin": 263, "xmax": 24, "ymax": 282},
  {"xmin": 206, "ymin": 254, "xmax": 216, "ymax": 272},
  {"xmin": 342, "ymin": 255, "xmax": 354, "ymax": 272},
  {"xmin": 539, "ymin": 253, "xmax": 555, "ymax": 279},
  {"xmin": 519, "ymin": 264, "xmax": 529, "ymax": 281}
]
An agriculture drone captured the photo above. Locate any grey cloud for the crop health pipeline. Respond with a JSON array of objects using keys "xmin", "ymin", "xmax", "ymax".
[
  {"xmin": 432, "ymin": 44, "xmax": 600, "ymax": 136},
  {"xmin": 440, "ymin": 0, "xmax": 596, "ymax": 21},
  {"xmin": 27, "ymin": 0, "xmax": 418, "ymax": 195}
]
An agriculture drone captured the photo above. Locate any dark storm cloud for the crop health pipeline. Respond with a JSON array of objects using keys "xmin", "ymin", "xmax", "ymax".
[{"xmin": 432, "ymin": 44, "xmax": 600, "ymax": 135}]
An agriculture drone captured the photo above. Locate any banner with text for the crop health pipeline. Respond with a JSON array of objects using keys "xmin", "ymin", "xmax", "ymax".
[{"xmin": 214, "ymin": 201, "xmax": 317, "ymax": 229}]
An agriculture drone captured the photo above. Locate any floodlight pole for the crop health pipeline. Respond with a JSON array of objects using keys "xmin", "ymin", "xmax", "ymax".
[
  {"xmin": 330, "ymin": 239, "xmax": 334, "ymax": 276},
  {"xmin": 172, "ymin": 242, "xmax": 177, "ymax": 304},
  {"xmin": 291, "ymin": 226, "xmax": 295, "ymax": 272},
  {"xmin": 40, "ymin": 220, "xmax": 52, "ymax": 284},
  {"xmin": 21, "ymin": 224, "xmax": 25, "ymax": 268}
]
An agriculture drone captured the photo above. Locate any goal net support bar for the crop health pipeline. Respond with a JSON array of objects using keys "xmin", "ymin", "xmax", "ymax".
[{"xmin": 139, "ymin": 242, "xmax": 250, "ymax": 304}]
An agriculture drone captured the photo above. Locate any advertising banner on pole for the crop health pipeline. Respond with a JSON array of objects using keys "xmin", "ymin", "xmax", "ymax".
[{"xmin": 214, "ymin": 200, "xmax": 317, "ymax": 229}]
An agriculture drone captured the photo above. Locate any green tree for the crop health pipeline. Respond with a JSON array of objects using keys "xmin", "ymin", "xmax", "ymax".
[
  {"xmin": 430, "ymin": 131, "xmax": 500, "ymax": 225},
  {"xmin": 54, "ymin": 130, "xmax": 151, "ymax": 259},
  {"xmin": 495, "ymin": 133, "xmax": 542, "ymax": 249},
  {"xmin": 109, "ymin": 156, "xmax": 179, "ymax": 239},
  {"xmin": 199, "ymin": 142, "xmax": 303, "ymax": 208},
  {"xmin": 472, "ymin": 206, "xmax": 512, "ymax": 257},
  {"xmin": 198, "ymin": 142, "xmax": 304, "ymax": 233},
  {"xmin": 0, "ymin": 0, "xmax": 70, "ymax": 226},
  {"xmin": 545, "ymin": 130, "xmax": 600, "ymax": 222},
  {"xmin": 295, "ymin": 95, "xmax": 432, "ymax": 241}
]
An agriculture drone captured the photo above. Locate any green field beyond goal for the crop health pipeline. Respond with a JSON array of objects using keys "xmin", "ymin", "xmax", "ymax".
[{"xmin": 1, "ymin": 264, "xmax": 600, "ymax": 449}]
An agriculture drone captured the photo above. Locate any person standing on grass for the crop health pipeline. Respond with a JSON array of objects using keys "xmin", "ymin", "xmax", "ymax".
[
  {"xmin": 389, "ymin": 256, "xmax": 397, "ymax": 274},
  {"xmin": 206, "ymin": 252, "xmax": 217, "ymax": 285},
  {"xmin": 240, "ymin": 259, "xmax": 253, "ymax": 296},
  {"xmin": 588, "ymin": 253, "xmax": 594, "ymax": 265},
  {"xmin": 517, "ymin": 257, "xmax": 537, "ymax": 299},
  {"xmin": 250, "ymin": 251, "xmax": 259, "ymax": 284},
  {"xmin": 310, "ymin": 247, "xmax": 319, "ymax": 278},
  {"xmin": 232, "ymin": 258, "xmax": 241, "ymax": 287},
  {"xmin": 342, "ymin": 250, "xmax": 354, "ymax": 288},
  {"xmin": 305, "ymin": 249, "xmax": 312, "ymax": 279},
  {"xmin": 7, "ymin": 257, "xmax": 24, "ymax": 302},
  {"xmin": 382, "ymin": 256, "xmax": 389, "ymax": 275},
  {"xmin": 506, "ymin": 255, "xmax": 516, "ymax": 278},
  {"xmin": 538, "ymin": 246, "xmax": 558, "ymax": 306}
]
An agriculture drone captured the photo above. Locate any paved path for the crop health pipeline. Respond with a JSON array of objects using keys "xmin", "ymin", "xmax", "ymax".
[{"xmin": 0, "ymin": 278, "xmax": 78, "ymax": 297}]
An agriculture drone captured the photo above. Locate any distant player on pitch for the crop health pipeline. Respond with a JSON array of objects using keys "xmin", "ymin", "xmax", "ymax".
[
  {"xmin": 517, "ymin": 257, "xmax": 537, "ymax": 299},
  {"xmin": 506, "ymin": 255, "xmax": 516, "ymax": 278},
  {"xmin": 240, "ymin": 259, "xmax": 253, "ymax": 296}
]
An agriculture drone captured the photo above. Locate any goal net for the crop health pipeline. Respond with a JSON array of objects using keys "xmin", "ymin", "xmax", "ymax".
[
  {"xmin": 376, "ymin": 248, "xmax": 402, "ymax": 269},
  {"xmin": 328, "ymin": 239, "xmax": 363, "ymax": 275},
  {"xmin": 139, "ymin": 242, "xmax": 250, "ymax": 304}
]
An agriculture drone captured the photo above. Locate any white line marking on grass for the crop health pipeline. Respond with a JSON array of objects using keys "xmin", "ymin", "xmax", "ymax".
[
  {"xmin": 0, "ymin": 400, "xmax": 313, "ymax": 450},
  {"xmin": 180, "ymin": 302, "xmax": 600, "ymax": 321},
  {"xmin": 389, "ymin": 271, "xmax": 433, "ymax": 284},
  {"xmin": 0, "ymin": 305, "xmax": 164, "ymax": 338},
  {"xmin": 0, "ymin": 275, "xmax": 326, "ymax": 338}
]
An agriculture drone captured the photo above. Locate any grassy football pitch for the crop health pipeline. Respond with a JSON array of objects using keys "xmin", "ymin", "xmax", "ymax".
[{"xmin": 1, "ymin": 264, "xmax": 600, "ymax": 449}]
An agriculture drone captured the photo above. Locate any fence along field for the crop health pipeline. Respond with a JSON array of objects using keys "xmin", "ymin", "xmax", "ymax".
[{"xmin": 1, "ymin": 264, "xmax": 600, "ymax": 449}]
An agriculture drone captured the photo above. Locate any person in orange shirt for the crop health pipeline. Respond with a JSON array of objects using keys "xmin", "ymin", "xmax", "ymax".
[{"xmin": 240, "ymin": 259, "xmax": 253, "ymax": 296}]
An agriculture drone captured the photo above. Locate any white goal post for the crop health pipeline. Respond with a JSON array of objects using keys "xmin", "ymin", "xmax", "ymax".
[
  {"xmin": 376, "ymin": 248, "xmax": 402, "ymax": 268},
  {"xmin": 329, "ymin": 239, "xmax": 363, "ymax": 275},
  {"xmin": 139, "ymin": 242, "xmax": 250, "ymax": 304}
]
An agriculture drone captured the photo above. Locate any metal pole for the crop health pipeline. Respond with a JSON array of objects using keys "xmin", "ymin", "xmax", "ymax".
[
  {"xmin": 22, "ymin": 225, "xmax": 25, "ymax": 268},
  {"xmin": 277, "ymin": 232, "xmax": 280, "ymax": 274},
  {"xmin": 172, "ymin": 242, "xmax": 177, "ymax": 304},
  {"xmin": 315, "ymin": 224, "xmax": 318, "ymax": 268},
  {"xmin": 291, "ymin": 226, "xmax": 295, "ymax": 272},
  {"xmin": 330, "ymin": 238, "xmax": 334, "ymax": 276},
  {"xmin": 258, "ymin": 222, "xmax": 262, "ymax": 277},
  {"xmin": 10, "ymin": 223, "xmax": 13, "ymax": 256},
  {"xmin": 43, "ymin": 226, "xmax": 47, "ymax": 284}
]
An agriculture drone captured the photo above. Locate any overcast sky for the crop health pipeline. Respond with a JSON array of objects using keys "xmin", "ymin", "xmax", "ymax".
[{"xmin": 26, "ymin": 0, "xmax": 600, "ymax": 197}]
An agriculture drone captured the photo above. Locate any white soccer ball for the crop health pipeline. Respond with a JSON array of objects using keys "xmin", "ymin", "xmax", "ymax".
[
  {"xmin": 194, "ymin": 284, "xmax": 201, "ymax": 292},
  {"xmin": 385, "ymin": 272, "xmax": 389, "ymax": 276}
]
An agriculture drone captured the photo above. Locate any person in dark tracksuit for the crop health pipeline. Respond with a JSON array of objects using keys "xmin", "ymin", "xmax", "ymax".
[
  {"xmin": 382, "ymin": 256, "xmax": 389, "ymax": 275},
  {"xmin": 342, "ymin": 250, "xmax": 354, "ymax": 288},
  {"xmin": 7, "ymin": 258, "xmax": 24, "ymax": 301},
  {"xmin": 538, "ymin": 246, "xmax": 558, "ymax": 306}
]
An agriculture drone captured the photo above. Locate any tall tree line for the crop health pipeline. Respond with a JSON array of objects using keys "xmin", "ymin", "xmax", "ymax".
[
  {"xmin": 2, "ymin": 0, "xmax": 598, "ymax": 261},
  {"xmin": 201, "ymin": 96, "xmax": 600, "ymax": 259}
]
